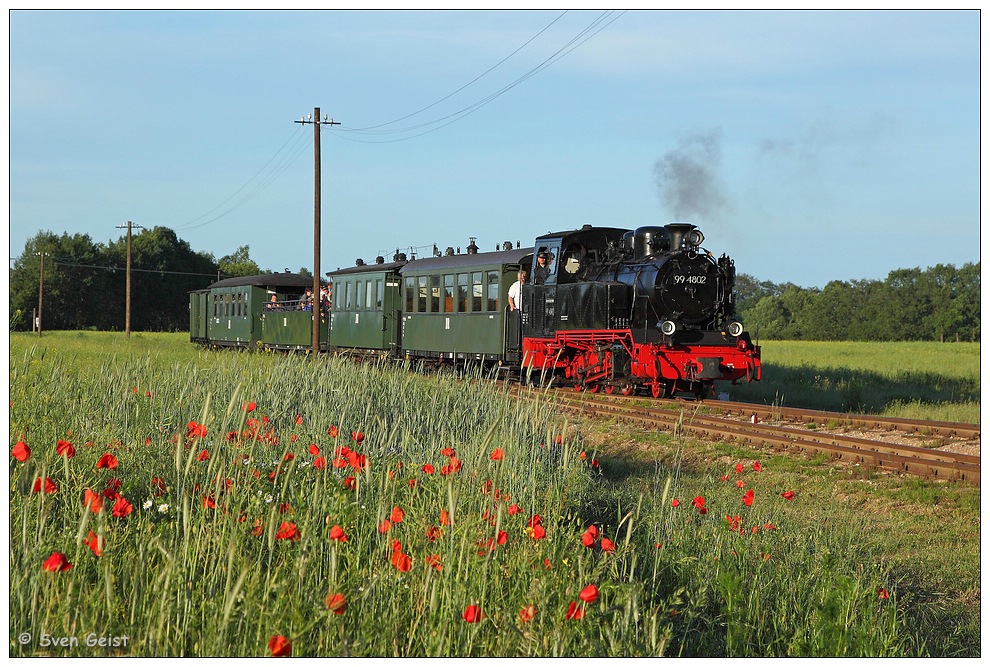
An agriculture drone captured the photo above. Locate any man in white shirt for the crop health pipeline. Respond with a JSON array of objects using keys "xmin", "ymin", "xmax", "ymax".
[{"xmin": 508, "ymin": 269, "xmax": 527, "ymax": 312}]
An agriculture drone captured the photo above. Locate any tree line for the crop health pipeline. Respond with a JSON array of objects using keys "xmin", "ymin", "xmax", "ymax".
[
  {"xmin": 734, "ymin": 263, "xmax": 980, "ymax": 342},
  {"xmin": 9, "ymin": 227, "xmax": 980, "ymax": 341},
  {"xmin": 8, "ymin": 228, "xmax": 302, "ymax": 332}
]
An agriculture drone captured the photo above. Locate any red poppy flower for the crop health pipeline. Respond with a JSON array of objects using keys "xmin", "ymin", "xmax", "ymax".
[
  {"xmin": 112, "ymin": 496, "xmax": 133, "ymax": 518},
  {"xmin": 462, "ymin": 605, "xmax": 483, "ymax": 623},
  {"xmin": 329, "ymin": 525, "xmax": 348, "ymax": 542},
  {"xmin": 43, "ymin": 551, "xmax": 73, "ymax": 572},
  {"xmin": 313, "ymin": 456, "xmax": 327, "ymax": 470},
  {"xmin": 698, "ymin": 507, "xmax": 708, "ymax": 515},
  {"xmin": 425, "ymin": 553, "xmax": 443, "ymax": 572},
  {"xmin": 565, "ymin": 601, "xmax": 585, "ymax": 620},
  {"xmin": 496, "ymin": 530, "xmax": 508, "ymax": 546},
  {"xmin": 326, "ymin": 593, "xmax": 347, "ymax": 615},
  {"xmin": 11, "ymin": 440, "xmax": 30, "ymax": 462},
  {"xmin": 202, "ymin": 495, "xmax": 217, "ymax": 510},
  {"xmin": 56, "ymin": 439, "xmax": 75, "ymax": 458},
  {"xmin": 96, "ymin": 453, "xmax": 118, "ymax": 469},
  {"xmin": 440, "ymin": 447, "xmax": 456, "ymax": 457},
  {"xmin": 440, "ymin": 510, "xmax": 451, "ymax": 526},
  {"xmin": 581, "ymin": 531, "xmax": 597, "ymax": 548},
  {"xmin": 327, "ymin": 425, "xmax": 339, "ymax": 438},
  {"xmin": 83, "ymin": 489, "xmax": 103, "ymax": 513},
  {"xmin": 877, "ymin": 587, "xmax": 890, "ymax": 600},
  {"xmin": 421, "ymin": 463, "xmax": 435, "ymax": 475},
  {"xmin": 309, "ymin": 444, "xmax": 320, "ymax": 456},
  {"xmin": 528, "ymin": 525, "xmax": 546, "ymax": 540},
  {"xmin": 527, "ymin": 514, "xmax": 542, "ymax": 528},
  {"xmin": 378, "ymin": 519, "xmax": 392, "ymax": 534},
  {"xmin": 390, "ymin": 550, "xmax": 412, "ymax": 572},
  {"xmin": 742, "ymin": 489, "xmax": 755, "ymax": 507},
  {"xmin": 579, "ymin": 584, "xmax": 600, "ymax": 604},
  {"xmin": 425, "ymin": 525, "xmax": 442, "ymax": 541},
  {"xmin": 543, "ymin": 558, "xmax": 552, "ymax": 569},
  {"xmin": 735, "ymin": 463, "xmax": 744, "ymax": 474},
  {"xmin": 781, "ymin": 490, "xmax": 795, "ymax": 500},
  {"xmin": 186, "ymin": 421, "xmax": 207, "ymax": 439},
  {"xmin": 720, "ymin": 474, "xmax": 730, "ymax": 482},
  {"xmin": 351, "ymin": 431, "xmax": 364, "ymax": 444},
  {"xmin": 275, "ymin": 522, "xmax": 301, "ymax": 541},
  {"xmin": 197, "ymin": 450, "xmax": 209, "ymax": 462},
  {"xmin": 518, "ymin": 604, "xmax": 537, "ymax": 623},
  {"xmin": 752, "ymin": 461, "xmax": 762, "ymax": 472},
  {"xmin": 671, "ymin": 498, "xmax": 680, "ymax": 507},
  {"xmin": 33, "ymin": 477, "xmax": 58, "ymax": 495},
  {"xmin": 86, "ymin": 530, "xmax": 103, "ymax": 557},
  {"xmin": 343, "ymin": 476, "xmax": 356, "ymax": 490},
  {"xmin": 507, "ymin": 503, "xmax": 521, "ymax": 516},
  {"xmin": 600, "ymin": 538, "xmax": 616, "ymax": 553},
  {"xmin": 294, "ymin": 414, "xmax": 304, "ymax": 426},
  {"xmin": 692, "ymin": 496, "xmax": 705, "ymax": 509},
  {"xmin": 490, "ymin": 448, "xmax": 505, "ymax": 461},
  {"xmin": 390, "ymin": 506, "xmax": 405, "ymax": 524},
  {"xmin": 268, "ymin": 635, "xmax": 292, "ymax": 657},
  {"xmin": 242, "ymin": 401, "xmax": 257, "ymax": 412},
  {"xmin": 736, "ymin": 479, "xmax": 745, "ymax": 488}
]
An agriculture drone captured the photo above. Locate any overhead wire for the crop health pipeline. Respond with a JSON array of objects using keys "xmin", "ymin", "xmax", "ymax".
[{"xmin": 334, "ymin": 10, "xmax": 626, "ymax": 144}]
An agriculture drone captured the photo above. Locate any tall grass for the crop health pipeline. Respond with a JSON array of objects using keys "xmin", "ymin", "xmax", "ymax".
[{"xmin": 8, "ymin": 340, "xmax": 925, "ymax": 656}]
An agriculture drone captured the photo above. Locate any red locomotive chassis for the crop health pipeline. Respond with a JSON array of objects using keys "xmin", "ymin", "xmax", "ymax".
[{"xmin": 520, "ymin": 328, "xmax": 761, "ymax": 398}]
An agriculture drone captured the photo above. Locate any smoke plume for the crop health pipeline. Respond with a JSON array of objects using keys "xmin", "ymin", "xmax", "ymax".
[{"xmin": 653, "ymin": 129, "xmax": 730, "ymax": 223}]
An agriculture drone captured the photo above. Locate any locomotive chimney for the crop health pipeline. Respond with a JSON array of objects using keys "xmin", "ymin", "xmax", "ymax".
[{"xmin": 665, "ymin": 223, "xmax": 698, "ymax": 251}]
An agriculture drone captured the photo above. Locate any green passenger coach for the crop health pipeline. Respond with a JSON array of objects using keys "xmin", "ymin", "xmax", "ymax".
[
  {"xmin": 326, "ymin": 259, "xmax": 406, "ymax": 356},
  {"xmin": 396, "ymin": 246, "xmax": 532, "ymax": 364},
  {"xmin": 189, "ymin": 272, "xmax": 315, "ymax": 349}
]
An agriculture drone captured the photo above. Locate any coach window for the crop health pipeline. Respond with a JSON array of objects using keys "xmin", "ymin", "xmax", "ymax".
[
  {"xmin": 405, "ymin": 277, "xmax": 414, "ymax": 312},
  {"xmin": 457, "ymin": 274, "xmax": 469, "ymax": 312},
  {"xmin": 429, "ymin": 275, "xmax": 440, "ymax": 313},
  {"xmin": 366, "ymin": 281, "xmax": 374, "ymax": 311},
  {"xmin": 345, "ymin": 282, "xmax": 353, "ymax": 310},
  {"xmin": 471, "ymin": 272, "xmax": 483, "ymax": 312},
  {"xmin": 443, "ymin": 275, "xmax": 454, "ymax": 312},
  {"xmin": 487, "ymin": 271, "xmax": 499, "ymax": 311},
  {"xmin": 375, "ymin": 279, "xmax": 383, "ymax": 309},
  {"xmin": 417, "ymin": 276, "xmax": 428, "ymax": 313},
  {"xmin": 357, "ymin": 280, "xmax": 364, "ymax": 309}
]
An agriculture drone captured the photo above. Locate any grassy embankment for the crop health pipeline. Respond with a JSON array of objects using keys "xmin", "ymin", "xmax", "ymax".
[{"xmin": 7, "ymin": 332, "xmax": 981, "ymax": 657}]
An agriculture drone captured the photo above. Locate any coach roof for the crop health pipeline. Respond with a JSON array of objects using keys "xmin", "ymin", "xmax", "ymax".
[{"xmin": 398, "ymin": 247, "xmax": 533, "ymax": 274}]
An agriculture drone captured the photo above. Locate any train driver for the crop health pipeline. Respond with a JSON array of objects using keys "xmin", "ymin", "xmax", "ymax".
[
  {"xmin": 533, "ymin": 251, "xmax": 551, "ymax": 285},
  {"xmin": 508, "ymin": 269, "xmax": 527, "ymax": 312}
]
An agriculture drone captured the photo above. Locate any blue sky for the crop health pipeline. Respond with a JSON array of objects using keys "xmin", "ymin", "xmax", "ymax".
[{"xmin": 8, "ymin": 9, "xmax": 981, "ymax": 287}]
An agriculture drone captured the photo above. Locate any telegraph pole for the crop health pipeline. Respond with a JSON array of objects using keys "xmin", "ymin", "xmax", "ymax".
[
  {"xmin": 116, "ymin": 220, "xmax": 143, "ymax": 337},
  {"xmin": 35, "ymin": 252, "xmax": 49, "ymax": 337},
  {"xmin": 295, "ymin": 107, "xmax": 340, "ymax": 355}
]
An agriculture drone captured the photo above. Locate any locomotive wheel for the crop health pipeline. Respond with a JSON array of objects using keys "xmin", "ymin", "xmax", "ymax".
[
  {"xmin": 620, "ymin": 384, "xmax": 634, "ymax": 396},
  {"xmin": 588, "ymin": 384, "xmax": 599, "ymax": 394},
  {"xmin": 573, "ymin": 384, "xmax": 583, "ymax": 392},
  {"xmin": 604, "ymin": 384, "xmax": 615, "ymax": 395},
  {"xmin": 650, "ymin": 382, "xmax": 661, "ymax": 399}
]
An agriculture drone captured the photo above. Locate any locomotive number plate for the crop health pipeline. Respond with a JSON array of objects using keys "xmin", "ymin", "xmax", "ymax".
[{"xmin": 674, "ymin": 275, "xmax": 707, "ymax": 284}]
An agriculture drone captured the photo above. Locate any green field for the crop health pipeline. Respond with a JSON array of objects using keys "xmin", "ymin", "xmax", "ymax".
[
  {"xmin": 727, "ymin": 340, "xmax": 981, "ymax": 423},
  {"xmin": 7, "ymin": 332, "xmax": 981, "ymax": 657}
]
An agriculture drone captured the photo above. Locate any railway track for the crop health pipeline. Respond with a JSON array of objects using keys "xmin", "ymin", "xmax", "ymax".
[{"xmin": 509, "ymin": 385, "xmax": 980, "ymax": 485}]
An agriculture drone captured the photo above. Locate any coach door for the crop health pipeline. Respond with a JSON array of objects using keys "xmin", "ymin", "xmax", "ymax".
[{"xmin": 383, "ymin": 275, "xmax": 402, "ymax": 355}]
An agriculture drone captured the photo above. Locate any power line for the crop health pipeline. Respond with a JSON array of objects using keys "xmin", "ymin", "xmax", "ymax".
[
  {"xmin": 335, "ymin": 11, "xmax": 626, "ymax": 144},
  {"xmin": 46, "ymin": 258, "xmax": 220, "ymax": 278},
  {"xmin": 352, "ymin": 10, "xmax": 570, "ymax": 133}
]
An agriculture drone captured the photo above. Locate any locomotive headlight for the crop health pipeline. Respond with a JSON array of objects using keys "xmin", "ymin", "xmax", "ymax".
[
  {"xmin": 726, "ymin": 321, "xmax": 744, "ymax": 337},
  {"xmin": 685, "ymin": 230, "xmax": 705, "ymax": 246},
  {"xmin": 660, "ymin": 320, "xmax": 677, "ymax": 336}
]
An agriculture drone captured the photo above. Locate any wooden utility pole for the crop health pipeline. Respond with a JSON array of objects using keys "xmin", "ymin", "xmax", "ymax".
[
  {"xmin": 35, "ymin": 252, "xmax": 49, "ymax": 337},
  {"xmin": 116, "ymin": 220, "xmax": 143, "ymax": 337},
  {"xmin": 295, "ymin": 107, "xmax": 340, "ymax": 355}
]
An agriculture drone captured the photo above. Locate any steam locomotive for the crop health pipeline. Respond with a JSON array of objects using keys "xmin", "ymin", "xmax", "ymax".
[{"xmin": 189, "ymin": 222, "xmax": 760, "ymax": 398}]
